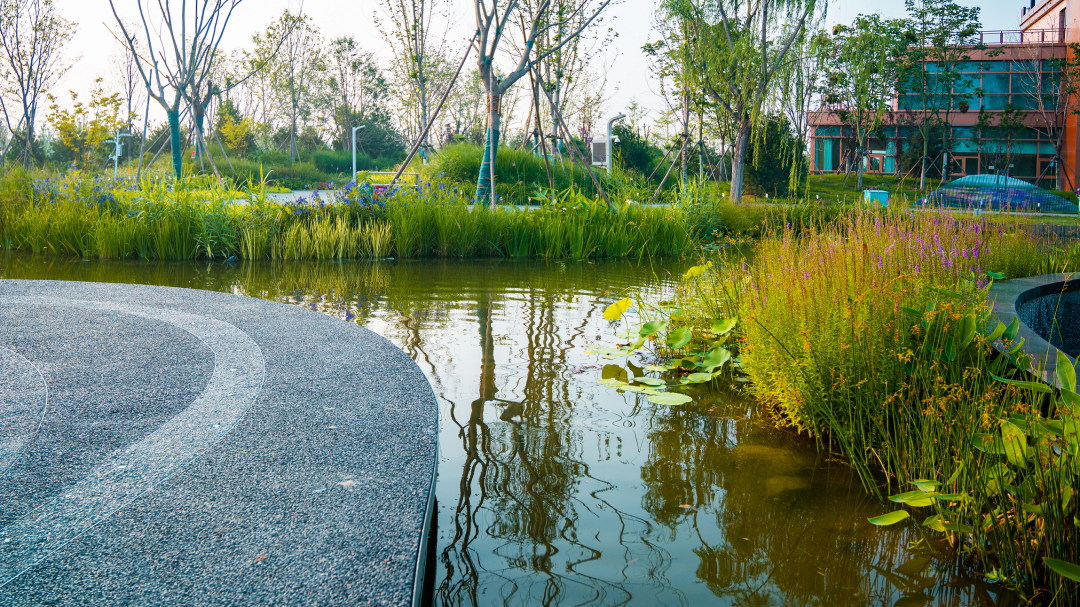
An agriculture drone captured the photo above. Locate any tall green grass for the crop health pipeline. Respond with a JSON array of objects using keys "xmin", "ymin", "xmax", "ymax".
[
  {"xmin": 665, "ymin": 209, "xmax": 1080, "ymax": 601},
  {"xmin": 1, "ymin": 172, "xmax": 695, "ymax": 261}
]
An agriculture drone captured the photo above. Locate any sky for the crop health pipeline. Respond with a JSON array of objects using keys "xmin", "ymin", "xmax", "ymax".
[{"xmin": 49, "ymin": 0, "xmax": 1024, "ymax": 133}]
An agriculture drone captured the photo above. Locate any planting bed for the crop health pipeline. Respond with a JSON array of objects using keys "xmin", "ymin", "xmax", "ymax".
[{"xmin": 0, "ymin": 280, "xmax": 436, "ymax": 606}]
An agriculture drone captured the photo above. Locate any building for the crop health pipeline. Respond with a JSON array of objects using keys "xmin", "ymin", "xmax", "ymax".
[{"xmin": 808, "ymin": 1, "xmax": 1075, "ymax": 190}]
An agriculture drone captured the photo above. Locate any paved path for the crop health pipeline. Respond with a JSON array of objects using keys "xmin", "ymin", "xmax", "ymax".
[{"xmin": 0, "ymin": 280, "xmax": 437, "ymax": 606}]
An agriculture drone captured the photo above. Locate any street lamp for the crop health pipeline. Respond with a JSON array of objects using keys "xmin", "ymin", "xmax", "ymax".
[
  {"xmin": 606, "ymin": 113, "xmax": 626, "ymax": 173},
  {"xmin": 104, "ymin": 131, "xmax": 131, "ymax": 179},
  {"xmin": 352, "ymin": 125, "xmax": 367, "ymax": 183}
]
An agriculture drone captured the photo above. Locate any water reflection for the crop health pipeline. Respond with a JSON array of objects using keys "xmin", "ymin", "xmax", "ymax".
[{"xmin": 0, "ymin": 253, "xmax": 1013, "ymax": 606}]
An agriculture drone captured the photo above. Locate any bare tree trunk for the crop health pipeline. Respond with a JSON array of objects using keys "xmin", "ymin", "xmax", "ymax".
[{"xmin": 729, "ymin": 121, "xmax": 752, "ymax": 202}]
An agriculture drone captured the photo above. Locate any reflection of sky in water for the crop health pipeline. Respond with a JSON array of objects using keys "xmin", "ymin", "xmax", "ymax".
[{"xmin": 0, "ymin": 255, "xmax": 1010, "ymax": 606}]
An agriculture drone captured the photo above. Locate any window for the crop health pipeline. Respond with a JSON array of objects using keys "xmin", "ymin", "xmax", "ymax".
[
  {"xmin": 983, "ymin": 73, "xmax": 1009, "ymax": 94},
  {"xmin": 983, "ymin": 95, "xmax": 1009, "ymax": 110}
]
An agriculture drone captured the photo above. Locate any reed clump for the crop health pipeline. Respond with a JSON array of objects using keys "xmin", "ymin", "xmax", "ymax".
[
  {"xmin": 1, "ymin": 172, "xmax": 695, "ymax": 261},
  {"xmin": 671, "ymin": 209, "xmax": 1080, "ymax": 601}
]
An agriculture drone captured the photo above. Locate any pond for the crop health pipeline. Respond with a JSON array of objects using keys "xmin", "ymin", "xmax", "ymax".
[{"xmin": 0, "ymin": 253, "xmax": 1008, "ymax": 606}]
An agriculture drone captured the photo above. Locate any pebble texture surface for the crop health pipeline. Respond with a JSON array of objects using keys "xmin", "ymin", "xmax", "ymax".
[{"xmin": 0, "ymin": 280, "xmax": 437, "ymax": 606}]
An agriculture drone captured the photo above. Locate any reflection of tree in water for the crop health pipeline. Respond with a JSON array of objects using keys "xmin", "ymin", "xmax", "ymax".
[
  {"xmin": 1, "ymin": 254, "xmax": 1011, "ymax": 606},
  {"xmin": 437, "ymin": 283, "xmax": 624, "ymax": 607}
]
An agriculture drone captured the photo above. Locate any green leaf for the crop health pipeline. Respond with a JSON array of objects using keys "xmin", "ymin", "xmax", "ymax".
[
  {"xmin": 959, "ymin": 315, "xmax": 977, "ymax": 349},
  {"xmin": 632, "ymin": 377, "xmax": 666, "ymax": 387},
  {"xmin": 1003, "ymin": 317, "xmax": 1020, "ymax": 341},
  {"xmin": 685, "ymin": 372, "xmax": 714, "ymax": 383},
  {"xmin": 597, "ymin": 378, "xmax": 628, "ymax": 388},
  {"xmin": 945, "ymin": 337, "xmax": 957, "ymax": 362},
  {"xmin": 1044, "ymin": 558, "xmax": 1080, "ymax": 583},
  {"xmin": 699, "ymin": 347, "xmax": 731, "ymax": 372},
  {"xmin": 990, "ymin": 373, "xmax": 1053, "ymax": 394},
  {"xmin": 912, "ymin": 480, "xmax": 940, "ymax": 492},
  {"xmin": 1058, "ymin": 349, "xmax": 1077, "ymax": 393},
  {"xmin": 1061, "ymin": 389, "xmax": 1080, "ymax": 411},
  {"xmin": 710, "ymin": 318, "xmax": 737, "ymax": 335},
  {"xmin": 639, "ymin": 320, "xmax": 668, "ymax": 337},
  {"xmin": 889, "ymin": 490, "xmax": 928, "ymax": 503},
  {"xmin": 933, "ymin": 287, "xmax": 965, "ymax": 299},
  {"xmin": 986, "ymin": 270, "xmax": 1007, "ymax": 280},
  {"xmin": 941, "ymin": 521, "xmax": 974, "ymax": 534},
  {"xmin": 647, "ymin": 392, "xmax": 693, "ymax": 406},
  {"xmin": 986, "ymin": 321, "xmax": 1007, "ymax": 342},
  {"xmin": 666, "ymin": 327, "xmax": 692, "ymax": 350},
  {"xmin": 683, "ymin": 262, "xmax": 712, "ymax": 280},
  {"xmin": 644, "ymin": 364, "xmax": 673, "ymax": 372},
  {"xmin": 1001, "ymin": 421, "xmax": 1030, "ymax": 470},
  {"xmin": 604, "ymin": 298, "xmax": 633, "ymax": 321},
  {"xmin": 868, "ymin": 510, "xmax": 910, "ymax": 526},
  {"xmin": 923, "ymin": 514, "xmax": 946, "ymax": 532},
  {"xmin": 901, "ymin": 307, "xmax": 922, "ymax": 317}
]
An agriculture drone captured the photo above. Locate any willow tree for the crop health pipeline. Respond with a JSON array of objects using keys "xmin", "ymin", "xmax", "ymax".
[
  {"xmin": 665, "ymin": 0, "xmax": 819, "ymax": 202},
  {"xmin": 472, "ymin": 0, "xmax": 613, "ymax": 204},
  {"xmin": 109, "ymin": 0, "xmax": 244, "ymax": 179}
]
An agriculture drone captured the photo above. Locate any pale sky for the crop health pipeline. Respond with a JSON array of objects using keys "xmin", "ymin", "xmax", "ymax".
[{"xmin": 49, "ymin": 0, "xmax": 1023, "ymax": 132}]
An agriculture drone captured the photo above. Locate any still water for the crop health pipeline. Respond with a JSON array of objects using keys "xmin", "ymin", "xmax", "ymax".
[{"xmin": 0, "ymin": 254, "xmax": 1006, "ymax": 607}]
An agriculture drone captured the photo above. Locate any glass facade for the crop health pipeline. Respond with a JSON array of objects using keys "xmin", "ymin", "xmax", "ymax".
[{"xmin": 810, "ymin": 51, "xmax": 1064, "ymax": 188}]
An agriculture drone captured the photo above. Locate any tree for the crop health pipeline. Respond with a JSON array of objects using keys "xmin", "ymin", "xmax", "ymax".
[
  {"xmin": 110, "ymin": 0, "xmax": 245, "ymax": 179},
  {"xmin": 326, "ymin": 36, "xmax": 390, "ymax": 153},
  {"xmin": 262, "ymin": 11, "xmax": 325, "ymax": 161},
  {"xmin": 471, "ymin": 0, "xmax": 614, "ymax": 204},
  {"xmin": 899, "ymin": 0, "xmax": 982, "ymax": 188},
  {"xmin": 0, "ymin": 0, "xmax": 75, "ymax": 168},
  {"xmin": 45, "ymin": 78, "xmax": 124, "ymax": 169},
  {"xmin": 377, "ymin": 0, "xmax": 445, "ymax": 160},
  {"xmin": 821, "ymin": 15, "xmax": 906, "ymax": 190},
  {"xmin": 779, "ymin": 28, "xmax": 827, "ymax": 194},
  {"xmin": 661, "ymin": 0, "xmax": 821, "ymax": 202}
]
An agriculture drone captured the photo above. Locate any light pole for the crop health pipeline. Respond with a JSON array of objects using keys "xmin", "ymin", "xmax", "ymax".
[
  {"xmin": 606, "ymin": 113, "xmax": 626, "ymax": 173},
  {"xmin": 104, "ymin": 131, "xmax": 131, "ymax": 179},
  {"xmin": 352, "ymin": 125, "xmax": 367, "ymax": 183}
]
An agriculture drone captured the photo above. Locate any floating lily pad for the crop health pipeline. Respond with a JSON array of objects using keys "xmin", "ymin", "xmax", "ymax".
[{"xmin": 647, "ymin": 393, "xmax": 693, "ymax": 406}]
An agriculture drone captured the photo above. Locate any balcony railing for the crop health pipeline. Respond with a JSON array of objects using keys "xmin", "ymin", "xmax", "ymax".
[{"xmin": 978, "ymin": 29, "xmax": 1065, "ymax": 45}]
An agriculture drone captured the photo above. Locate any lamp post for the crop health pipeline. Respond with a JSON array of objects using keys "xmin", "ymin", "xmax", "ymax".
[
  {"xmin": 104, "ymin": 131, "xmax": 131, "ymax": 179},
  {"xmin": 352, "ymin": 125, "xmax": 367, "ymax": 183},
  {"xmin": 606, "ymin": 113, "xmax": 626, "ymax": 173}
]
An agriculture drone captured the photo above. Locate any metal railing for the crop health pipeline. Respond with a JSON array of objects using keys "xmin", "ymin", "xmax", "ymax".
[{"xmin": 978, "ymin": 28, "xmax": 1065, "ymax": 45}]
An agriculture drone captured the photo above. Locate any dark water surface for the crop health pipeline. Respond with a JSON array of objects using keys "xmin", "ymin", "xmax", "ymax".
[{"xmin": 1, "ymin": 253, "xmax": 1005, "ymax": 607}]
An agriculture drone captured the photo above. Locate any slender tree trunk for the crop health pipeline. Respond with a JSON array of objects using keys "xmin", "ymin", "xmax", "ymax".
[
  {"xmin": 729, "ymin": 120, "xmax": 752, "ymax": 202},
  {"xmin": 168, "ymin": 109, "xmax": 183, "ymax": 179},
  {"xmin": 419, "ymin": 76, "xmax": 430, "ymax": 161},
  {"xmin": 475, "ymin": 94, "xmax": 501, "ymax": 203}
]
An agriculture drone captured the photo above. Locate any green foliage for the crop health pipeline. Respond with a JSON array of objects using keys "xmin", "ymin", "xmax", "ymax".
[
  {"xmin": 743, "ymin": 118, "xmax": 807, "ymax": 197},
  {"xmin": 597, "ymin": 207, "xmax": 1080, "ymax": 600},
  {"xmin": 0, "ymin": 172, "xmax": 694, "ymax": 261}
]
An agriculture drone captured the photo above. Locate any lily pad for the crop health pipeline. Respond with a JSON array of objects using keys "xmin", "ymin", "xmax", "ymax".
[
  {"xmin": 633, "ymin": 377, "xmax": 666, "ymax": 387},
  {"xmin": 647, "ymin": 393, "xmax": 693, "ymax": 406},
  {"xmin": 685, "ymin": 372, "xmax": 714, "ymax": 383}
]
